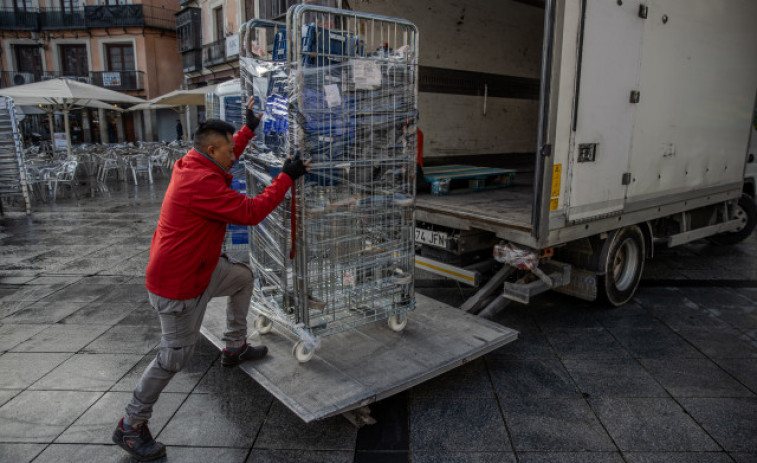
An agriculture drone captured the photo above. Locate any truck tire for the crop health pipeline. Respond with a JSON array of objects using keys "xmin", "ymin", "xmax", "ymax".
[
  {"xmin": 597, "ymin": 225, "xmax": 645, "ymax": 306},
  {"xmin": 708, "ymin": 194, "xmax": 757, "ymax": 245}
]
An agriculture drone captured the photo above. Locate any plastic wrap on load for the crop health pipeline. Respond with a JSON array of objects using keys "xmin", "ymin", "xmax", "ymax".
[
  {"xmin": 240, "ymin": 9, "xmax": 418, "ymax": 355},
  {"xmin": 494, "ymin": 243, "xmax": 539, "ymax": 270}
]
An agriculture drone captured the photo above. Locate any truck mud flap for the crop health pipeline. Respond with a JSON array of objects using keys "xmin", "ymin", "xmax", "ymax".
[{"xmin": 201, "ymin": 293, "xmax": 518, "ymax": 423}]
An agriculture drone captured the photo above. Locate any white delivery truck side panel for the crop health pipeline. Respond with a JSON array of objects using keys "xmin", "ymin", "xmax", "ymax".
[
  {"xmin": 624, "ymin": 0, "xmax": 757, "ymax": 202},
  {"xmin": 564, "ymin": 0, "xmax": 644, "ymax": 222}
]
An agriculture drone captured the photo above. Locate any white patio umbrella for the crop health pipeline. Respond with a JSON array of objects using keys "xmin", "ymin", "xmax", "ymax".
[
  {"xmin": 0, "ymin": 78, "xmax": 144, "ymax": 155},
  {"xmin": 144, "ymin": 85, "xmax": 218, "ymax": 141}
]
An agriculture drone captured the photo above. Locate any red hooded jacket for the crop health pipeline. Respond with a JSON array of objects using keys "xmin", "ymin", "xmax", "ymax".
[{"xmin": 145, "ymin": 125, "xmax": 293, "ymax": 300}]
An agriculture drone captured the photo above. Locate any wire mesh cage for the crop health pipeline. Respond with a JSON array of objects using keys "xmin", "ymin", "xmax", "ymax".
[
  {"xmin": 0, "ymin": 97, "xmax": 31, "ymax": 215},
  {"xmin": 240, "ymin": 5, "xmax": 419, "ymax": 362}
]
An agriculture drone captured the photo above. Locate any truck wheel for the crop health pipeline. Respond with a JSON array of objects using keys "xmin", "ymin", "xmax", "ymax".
[
  {"xmin": 708, "ymin": 194, "xmax": 757, "ymax": 245},
  {"xmin": 598, "ymin": 225, "xmax": 645, "ymax": 306}
]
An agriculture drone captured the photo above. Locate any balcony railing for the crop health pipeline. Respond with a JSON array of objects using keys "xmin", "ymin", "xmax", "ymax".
[
  {"xmin": 0, "ymin": 70, "xmax": 142, "ymax": 91},
  {"xmin": 89, "ymin": 70, "xmax": 144, "ymax": 92},
  {"xmin": 40, "ymin": 8, "xmax": 85, "ymax": 29},
  {"xmin": 41, "ymin": 72, "xmax": 91, "ymax": 83},
  {"xmin": 202, "ymin": 39, "xmax": 227, "ymax": 68},
  {"xmin": 0, "ymin": 71, "xmax": 40, "ymax": 88},
  {"xmin": 182, "ymin": 49, "xmax": 203, "ymax": 73},
  {"xmin": 0, "ymin": 8, "xmax": 39, "ymax": 30},
  {"xmin": 0, "ymin": 5, "xmax": 177, "ymax": 31}
]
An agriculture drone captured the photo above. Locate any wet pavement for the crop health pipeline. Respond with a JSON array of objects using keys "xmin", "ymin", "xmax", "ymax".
[{"xmin": 0, "ymin": 178, "xmax": 756, "ymax": 463}]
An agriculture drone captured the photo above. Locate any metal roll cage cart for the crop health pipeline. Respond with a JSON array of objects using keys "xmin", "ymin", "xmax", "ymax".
[
  {"xmin": 0, "ymin": 97, "xmax": 32, "ymax": 216},
  {"xmin": 240, "ymin": 5, "xmax": 419, "ymax": 362}
]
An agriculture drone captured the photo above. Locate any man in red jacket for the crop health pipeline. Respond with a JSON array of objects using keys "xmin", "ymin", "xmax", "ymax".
[{"xmin": 113, "ymin": 98, "xmax": 309, "ymax": 461}]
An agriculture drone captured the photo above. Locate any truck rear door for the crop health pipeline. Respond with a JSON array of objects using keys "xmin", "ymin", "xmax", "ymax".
[{"xmin": 566, "ymin": 0, "xmax": 644, "ymax": 222}]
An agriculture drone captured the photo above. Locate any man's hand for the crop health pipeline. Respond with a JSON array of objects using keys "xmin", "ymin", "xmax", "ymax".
[
  {"xmin": 283, "ymin": 157, "xmax": 311, "ymax": 182},
  {"xmin": 245, "ymin": 96, "xmax": 261, "ymax": 132}
]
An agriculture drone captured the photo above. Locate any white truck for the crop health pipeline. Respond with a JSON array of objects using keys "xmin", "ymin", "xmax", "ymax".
[{"xmin": 350, "ymin": 0, "xmax": 757, "ymax": 312}]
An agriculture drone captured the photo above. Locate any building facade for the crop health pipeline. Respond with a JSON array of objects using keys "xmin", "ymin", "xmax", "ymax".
[{"xmin": 0, "ymin": 0, "xmax": 183, "ymax": 143}]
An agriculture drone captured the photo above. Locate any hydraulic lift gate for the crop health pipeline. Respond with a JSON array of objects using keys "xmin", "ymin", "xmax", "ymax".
[{"xmin": 201, "ymin": 293, "xmax": 517, "ymax": 422}]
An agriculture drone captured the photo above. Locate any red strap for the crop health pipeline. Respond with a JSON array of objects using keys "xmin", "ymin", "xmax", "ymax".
[{"xmin": 289, "ymin": 188, "xmax": 296, "ymax": 259}]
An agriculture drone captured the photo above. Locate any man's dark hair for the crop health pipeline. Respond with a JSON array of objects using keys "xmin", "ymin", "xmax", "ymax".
[{"xmin": 193, "ymin": 120, "xmax": 235, "ymax": 153}]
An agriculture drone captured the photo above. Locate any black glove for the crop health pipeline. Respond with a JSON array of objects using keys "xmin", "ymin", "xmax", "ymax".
[
  {"xmin": 283, "ymin": 157, "xmax": 307, "ymax": 181},
  {"xmin": 245, "ymin": 107, "xmax": 261, "ymax": 132}
]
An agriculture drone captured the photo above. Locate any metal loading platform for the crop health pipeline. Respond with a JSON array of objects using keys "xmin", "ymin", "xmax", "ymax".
[{"xmin": 201, "ymin": 293, "xmax": 518, "ymax": 423}]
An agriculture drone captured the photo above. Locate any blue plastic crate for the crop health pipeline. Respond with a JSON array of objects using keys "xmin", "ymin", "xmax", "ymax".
[{"xmin": 301, "ymin": 24, "xmax": 363, "ymax": 67}]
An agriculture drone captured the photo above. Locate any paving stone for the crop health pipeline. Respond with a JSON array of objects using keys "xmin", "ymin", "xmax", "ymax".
[
  {"xmin": 248, "ymin": 449, "xmax": 355, "ymax": 463},
  {"xmin": 56, "ymin": 391, "xmax": 186, "ymax": 444},
  {"xmin": 0, "ymin": 276, "xmax": 36, "ymax": 284},
  {"xmin": 531, "ymin": 306, "xmax": 604, "ymax": 331},
  {"xmin": 0, "ymin": 390, "xmax": 102, "ymax": 443},
  {"xmin": 545, "ymin": 327, "xmax": 632, "ymax": 359},
  {"xmin": 0, "ymin": 443, "xmax": 46, "ymax": 463},
  {"xmin": 116, "ymin": 305, "xmax": 160, "ymax": 328},
  {"xmin": 32, "ymin": 444, "xmax": 137, "ymax": 463},
  {"xmin": 605, "ymin": 326, "xmax": 703, "ymax": 359},
  {"xmin": 0, "ymin": 352, "xmax": 71, "ymax": 389},
  {"xmin": 2, "ymin": 301, "xmax": 87, "ymax": 324},
  {"xmin": 193, "ymin": 360, "xmax": 272, "ymax": 397},
  {"xmin": 36, "ymin": 282, "xmax": 115, "ymax": 304},
  {"xmin": 159, "ymin": 392, "xmax": 270, "ymax": 447},
  {"xmin": 59, "ymin": 302, "xmax": 136, "ymax": 325},
  {"xmin": 486, "ymin": 357, "xmax": 580, "ymax": 399},
  {"xmin": 353, "ymin": 451, "xmax": 409, "ymax": 463},
  {"xmin": 0, "ymin": 324, "xmax": 48, "ymax": 351},
  {"xmin": 622, "ymin": 452, "xmax": 733, "ymax": 463},
  {"xmin": 674, "ymin": 326, "xmax": 757, "ymax": 359},
  {"xmin": 25, "ymin": 275, "xmax": 83, "ymax": 285},
  {"xmin": 632, "ymin": 287, "xmax": 691, "ymax": 310},
  {"xmin": 254, "ymin": 401, "xmax": 356, "ymax": 450},
  {"xmin": 0, "ymin": 299, "xmax": 31, "ymax": 319},
  {"xmin": 30, "ymin": 353, "xmax": 142, "ymax": 391},
  {"xmin": 589, "ymin": 398, "xmax": 719, "ymax": 452},
  {"xmin": 731, "ymin": 453, "xmax": 757, "ymax": 463},
  {"xmin": 679, "ymin": 397, "xmax": 757, "ymax": 452},
  {"xmin": 562, "ymin": 358, "xmax": 667, "ymax": 398},
  {"xmin": 95, "ymin": 284, "xmax": 150, "ymax": 304},
  {"xmin": 679, "ymin": 287, "xmax": 754, "ymax": 310},
  {"xmin": 0, "ymin": 391, "xmax": 19, "ymax": 408},
  {"xmin": 713, "ymin": 358, "xmax": 757, "ymax": 393},
  {"xmin": 487, "ymin": 329, "xmax": 556, "ymax": 359},
  {"xmin": 0, "ymin": 283, "xmax": 70, "ymax": 303},
  {"xmin": 62, "ymin": 246, "xmax": 146, "ymax": 275},
  {"xmin": 11, "ymin": 324, "xmax": 110, "ymax": 353},
  {"xmin": 113, "ymin": 353, "xmax": 217, "ymax": 394},
  {"xmin": 411, "ymin": 359, "xmax": 495, "ymax": 398},
  {"xmin": 517, "ymin": 453, "xmax": 624, "ymax": 463},
  {"xmin": 500, "ymin": 398, "xmax": 615, "ymax": 452},
  {"xmin": 639, "ymin": 358, "xmax": 753, "ymax": 397},
  {"xmin": 82, "ymin": 324, "xmax": 160, "ymax": 354},
  {"xmin": 593, "ymin": 303, "xmax": 661, "ymax": 330},
  {"xmin": 410, "ymin": 398, "xmax": 509, "ymax": 452},
  {"xmin": 411, "ymin": 452, "xmax": 517, "ymax": 463}
]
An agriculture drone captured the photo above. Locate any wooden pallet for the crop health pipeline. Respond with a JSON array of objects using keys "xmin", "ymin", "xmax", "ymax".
[{"xmin": 422, "ymin": 165, "xmax": 517, "ymax": 195}]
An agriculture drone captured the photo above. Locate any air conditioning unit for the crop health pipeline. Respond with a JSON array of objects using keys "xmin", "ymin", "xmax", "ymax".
[{"xmin": 11, "ymin": 72, "xmax": 34, "ymax": 86}]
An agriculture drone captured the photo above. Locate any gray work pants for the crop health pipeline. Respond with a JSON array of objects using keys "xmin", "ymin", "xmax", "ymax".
[{"xmin": 124, "ymin": 255, "xmax": 253, "ymax": 426}]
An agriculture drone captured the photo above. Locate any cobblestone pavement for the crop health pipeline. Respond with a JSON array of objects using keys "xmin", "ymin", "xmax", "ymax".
[{"xmin": 0, "ymin": 179, "xmax": 756, "ymax": 463}]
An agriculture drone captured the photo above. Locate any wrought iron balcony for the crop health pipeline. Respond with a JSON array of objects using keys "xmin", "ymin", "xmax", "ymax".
[
  {"xmin": 0, "ymin": 71, "xmax": 40, "ymax": 88},
  {"xmin": 89, "ymin": 70, "xmax": 144, "ymax": 92},
  {"xmin": 202, "ymin": 39, "xmax": 227, "ymax": 68},
  {"xmin": 84, "ymin": 4, "xmax": 177, "ymax": 31},
  {"xmin": 41, "ymin": 72, "xmax": 91, "ymax": 83},
  {"xmin": 40, "ymin": 8, "xmax": 86, "ymax": 29},
  {"xmin": 0, "ymin": 8, "xmax": 39, "ymax": 30},
  {"xmin": 182, "ymin": 49, "xmax": 203, "ymax": 73}
]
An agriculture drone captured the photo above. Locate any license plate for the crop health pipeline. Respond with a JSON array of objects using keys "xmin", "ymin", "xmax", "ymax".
[{"xmin": 415, "ymin": 228, "xmax": 449, "ymax": 248}]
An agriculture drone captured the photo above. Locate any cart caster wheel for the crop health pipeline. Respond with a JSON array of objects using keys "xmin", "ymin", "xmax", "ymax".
[
  {"xmin": 254, "ymin": 316, "xmax": 273, "ymax": 335},
  {"xmin": 388, "ymin": 313, "xmax": 407, "ymax": 332},
  {"xmin": 293, "ymin": 341, "xmax": 315, "ymax": 363}
]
